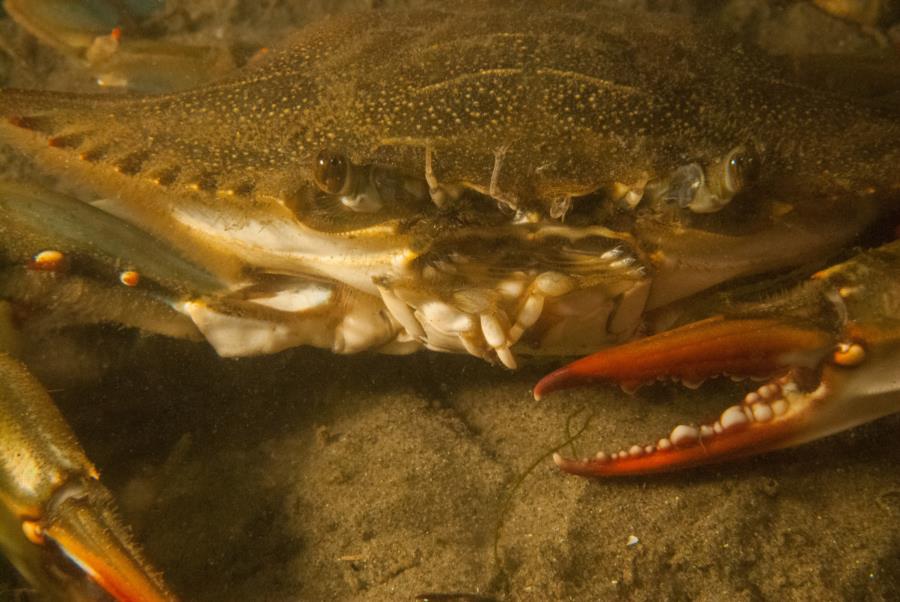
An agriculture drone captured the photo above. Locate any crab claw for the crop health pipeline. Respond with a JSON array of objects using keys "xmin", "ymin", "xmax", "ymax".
[
  {"xmin": 552, "ymin": 338, "xmax": 900, "ymax": 476},
  {"xmin": 533, "ymin": 316, "xmax": 832, "ymax": 399},
  {"xmin": 0, "ymin": 353, "xmax": 176, "ymax": 601},
  {"xmin": 540, "ymin": 241, "xmax": 900, "ymax": 476}
]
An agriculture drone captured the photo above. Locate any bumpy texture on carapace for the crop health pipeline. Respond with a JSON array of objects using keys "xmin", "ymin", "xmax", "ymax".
[{"xmin": 0, "ymin": 4, "xmax": 897, "ymax": 221}]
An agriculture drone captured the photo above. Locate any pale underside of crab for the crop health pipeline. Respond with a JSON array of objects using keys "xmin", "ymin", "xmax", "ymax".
[{"xmin": 0, "ymin": 1, "xmax": 898, "ymax": 600}]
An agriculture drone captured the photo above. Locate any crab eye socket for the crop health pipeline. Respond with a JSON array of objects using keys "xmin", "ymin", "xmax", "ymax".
[
  {"xmin": 314, "ymin": 150, "xmax": 351, "ymax": 195},
  {"xmin": 723, "ymin": 145, "xmax": 760, "ymax": 194}
]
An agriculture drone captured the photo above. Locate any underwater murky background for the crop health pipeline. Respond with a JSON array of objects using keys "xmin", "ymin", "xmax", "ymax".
[{"xmin": 1, "ymin": 1, "xmax": 899, "ymax": 600}]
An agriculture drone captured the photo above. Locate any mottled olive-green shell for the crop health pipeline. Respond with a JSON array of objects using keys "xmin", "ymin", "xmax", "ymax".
[{"xmin": 0, "ymin": 5, "xmax": 896, "ymax": 214}]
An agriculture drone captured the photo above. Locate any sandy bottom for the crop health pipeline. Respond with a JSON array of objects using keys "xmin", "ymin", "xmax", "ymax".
[
  {"xmin": 11, "ymin": 333, "xmax": 900, "ymax": 601},
  {"xmin": 1, "ymin": 1, "xmax": 898, "ymax": 601}
]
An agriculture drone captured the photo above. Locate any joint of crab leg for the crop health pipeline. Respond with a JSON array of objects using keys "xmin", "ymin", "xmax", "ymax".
[
  {"xmin": 423, "ymin": 143, "xmax": 462, "ymax": 207},
  {"xmin": 0, "ymin": 354, "xmax": 176, "ymax": 601},
  {"xmin": 487, "ymin": 143, "xmax": 520, "ymax": 211},
  {"xmin": 508, "ymin": 293, "xmax": 543, "ymax": 345},
  {"xmin": 508, "ymin": 271, "xmax": 574, "ymax": 346},
  {"xmin": 489, "ymin": 144, "xmax": 507, "ymax": 199},
  {"xmin": 39, "ymin": 479, "xmax": 173, "ymax": 602},
  {"xmin": 480, "ymin": 313, "xmax": 517, "ymax": 369},
  {"xmin": 21, "ymin": 520, "xmax": 45, "ymax": 544},
  {"xmin": 377, "ymin": 284, "xmax": 426, "ymax": 341},
  {"xmin": 533, "ymin": 316, "xmax": 833, "ymax": 400}
]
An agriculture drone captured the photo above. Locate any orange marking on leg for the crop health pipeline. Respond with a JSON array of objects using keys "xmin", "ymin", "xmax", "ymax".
[
  {"xmin": 119, "ymin": 270, "xmax": 140, "ymax": 287},
  {"xmin": 29, "ymin": 250, "xmax": 66, "ymax": 272},
  {"xmin": 21, "ymin": 520, "xmax": 45, "ymax": 545},
  {"xmin": 832, "ymin": 342, "xmax": 865, "ymax": 366}
]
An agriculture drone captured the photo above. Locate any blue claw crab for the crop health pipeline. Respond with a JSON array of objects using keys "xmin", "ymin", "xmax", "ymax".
[{"xmin": 0, "ymin": 2, "xmax": 898, "ymax": 599}]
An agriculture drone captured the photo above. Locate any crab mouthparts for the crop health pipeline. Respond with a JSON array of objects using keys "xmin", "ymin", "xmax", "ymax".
[{"xmin": 535, "ymin": 317, "xmax": 844, "ymax": 476}]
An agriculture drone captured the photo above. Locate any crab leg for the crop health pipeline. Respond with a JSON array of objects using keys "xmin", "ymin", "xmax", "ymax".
[
  {"xmin": 539, "ymin": 241, "xmax": 900, "ymax": 476},
  {"xmin": 0, "ymin": 352, "xmax": 176, "ymax": 601}
]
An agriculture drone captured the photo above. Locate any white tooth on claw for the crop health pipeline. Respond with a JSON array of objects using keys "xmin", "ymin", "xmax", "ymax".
[
  {"xmin": 657, "ymin": 438, "xmax": 672, "ymax": 451},
  {"xmin": 744, "ymin": 392, "xmax": 760, "ymax": 405},
  {"xmin": 644, "ymin": 445, "xmax": 655, "ymax": 455},
  {"xmin": 751, "ymin": 403, "xmax": 773, "ymax": 422},
  {"xmin": 700, "ymin": 425, "xmax": 715, "ymax": 439},
  {"xmin": 720, "ymin": 405, "xmax": 750, "ymax": 430},
  {"xmin": 670, "ymin": 424, "xmax": 699, "ymax": 446},
  {"xmin": 480, "ymin": 313, "xmax": 507, "ymax": 348},
  {"xmin": 629, "ymin": 445, "xmax": 644, "ymax": 458},
  {"xmin": 770, "ymin": 399, "xmax": 789, "ymax": 416},
  {"xmin": 595, "ymin": 451, "xmax": 609, "ymax": 463},
  {"xmin": 760, "ymin": 384, "xmax": 780, "ymax": 399}
]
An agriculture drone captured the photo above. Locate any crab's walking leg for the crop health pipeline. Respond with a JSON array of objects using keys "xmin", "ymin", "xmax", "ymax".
[
  {"xmin": 0, "ymin": 353, "xmax": 176, "ymax": 601},
  {"xmin": 538, "ymin": 241, "xmax": 900, "ymax": 476}
]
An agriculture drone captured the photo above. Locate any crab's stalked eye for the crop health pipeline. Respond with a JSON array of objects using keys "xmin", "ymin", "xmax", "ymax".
[
  {"xmin": 314, "ymin": 150, "xmax": 352, "ymax": 195},
  {"xmin": 722, "ymin": 145, "xmax": 760, "ymax": 195},
  {"xmin": 648, "ymin": 144, "xmax": 762, "ymax": 214},
  {"xmin": 290, "ymin": 158, "xmax": 436, "ymax": 231},
  {"xmin": 311, "ymin": 150, "xmax": 386, "ymax": 213}
]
